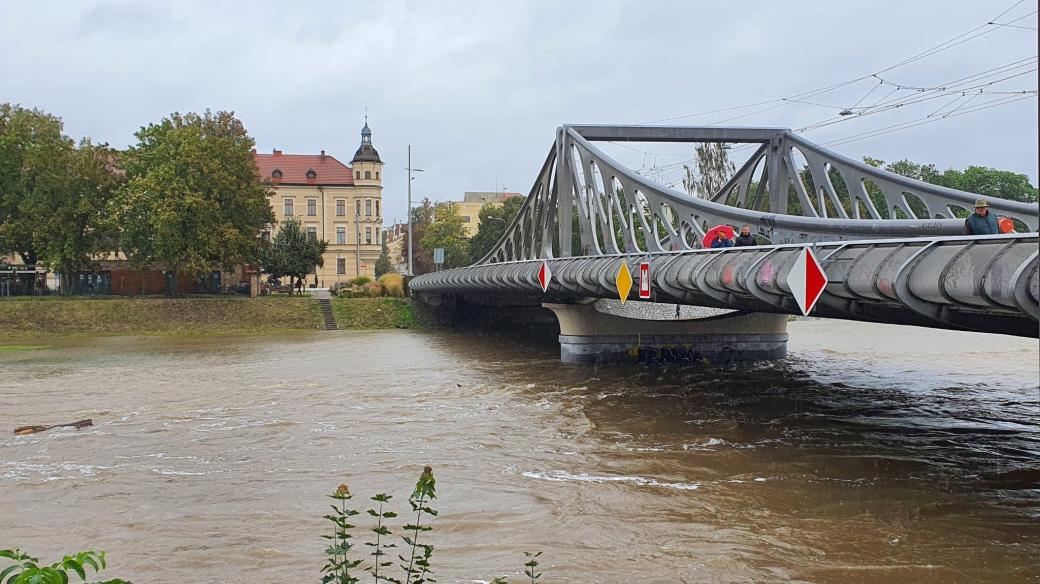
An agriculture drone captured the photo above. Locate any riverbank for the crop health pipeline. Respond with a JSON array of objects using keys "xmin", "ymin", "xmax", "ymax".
[
  {"xmin": 0, "ymin": 297, "xmax": 323, "ymax": 339},
  {"xmin": 0, "ymin": 296, "xmax": 423, "ymax": 340},
  {"xmin": 330, "ymin": 297, "xmax": 418, "ymax": 329}
]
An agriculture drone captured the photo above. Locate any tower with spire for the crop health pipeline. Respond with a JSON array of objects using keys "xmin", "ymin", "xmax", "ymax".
[{"xmin": 351, "ymin": 116, "xmax": 383, "ymax": 187}]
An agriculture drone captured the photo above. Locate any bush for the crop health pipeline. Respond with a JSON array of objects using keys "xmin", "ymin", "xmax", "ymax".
[
  {"xmin": 363, "ymin": 282, "xmax": 383, "ymax": 298},
  {"xmin": 351, "ymin": 276, "xmax": 373, "ymax": 286},
  {"xmin": 378, "ymin": 273, "xmax": 405, "ymax": 297}
]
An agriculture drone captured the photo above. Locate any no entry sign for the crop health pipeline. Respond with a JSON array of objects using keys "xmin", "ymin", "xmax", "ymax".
[
  {"xmin": 786, "ymin": 246, "xmax": 828, "ymax": 315},
  {"xmin": 638, "ymin": 261, "xmax": 651, "ymax": 299}
]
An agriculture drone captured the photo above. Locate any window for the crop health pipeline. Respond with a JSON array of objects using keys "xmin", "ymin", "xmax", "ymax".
[
  {"xmin": 336, "ymin": 200, "xmax": 345, "ymax": 216},
  {"xmin": 375, "ymin": 171, "xmax": 379, "ymax": 180},
  {"xmin": 336, "ymin": 226, "xmax": 346, "ymax": 245},
  {"xmin": 272, "ymin": 169, "xmax": 282, "ymax": 178},
  {"xmin": 365, "ymin": 227, "xmax": 372, "ymax": 244},
  {"xmin": 355, "ymin": 171, "xmax": 360, "ymax": 179},
  {"xmin": 356, "ymin": 200, "xmax": 361, "ymax": 216},
  {"xmin": 283, "ymin": 198, "xmax": 293, "ymax": 216},
  {"xmin": 463, "ymin": 216, "xmax": 472, "ymax": 223},
  {"xmin": 375, "ymin": 200, "xmax": 380, "ymax": 216},
  {"xmin": 307, "ymin": 199, "xmax": 317, "ymax": 216},
  {"xmin": 365, "ymin": 171, "xmax": 371, "ymax": 179},
  {"xmin": 307, "ymin": 227, "xmax": 317, "ymax": 241},
  {"xmin": 306, "ymin": 169, "xmax": 317, "ymax": 180},
  {"xmin": 365, "ymin": 199, "xmax": 372, "ymax": 216},
  {"xmin": 337, "ymin": 258, "xmax": 346, "ymax": 274}
]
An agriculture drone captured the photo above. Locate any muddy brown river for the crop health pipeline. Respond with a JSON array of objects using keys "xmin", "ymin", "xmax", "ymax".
[{"xmin": 1, "ymin": 321, "xmax": 1037, "ymax": 583}]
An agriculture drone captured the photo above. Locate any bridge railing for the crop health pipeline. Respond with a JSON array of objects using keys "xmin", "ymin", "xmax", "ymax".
[{"xmin": 477, "ymin": 125, "xmax": 1039, "ymax": 265}]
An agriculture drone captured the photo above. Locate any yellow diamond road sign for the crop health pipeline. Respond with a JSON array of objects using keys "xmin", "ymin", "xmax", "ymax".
[{"xmin": 615, "ymin": 262, "xmax": 633, "ymax": 304}]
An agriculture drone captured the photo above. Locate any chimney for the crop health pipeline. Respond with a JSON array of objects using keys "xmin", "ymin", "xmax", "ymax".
[
  {"xmin": 320, "ymin": 149, "xmax": 326, "ymax": 159},
  {"xmin": 273, "ymin": 148, "xmax": 282, "ymax": 156}
]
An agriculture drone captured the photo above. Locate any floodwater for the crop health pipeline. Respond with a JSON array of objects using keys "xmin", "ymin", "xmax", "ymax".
[{"xmin": 0, "ymin": 321, "xmax": 1037, "ymax": 584}]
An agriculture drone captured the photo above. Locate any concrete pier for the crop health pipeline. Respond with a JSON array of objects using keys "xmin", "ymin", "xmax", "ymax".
[{"xmin": 544, "ymin": 301, "xmax": 788, "ymax": 364}]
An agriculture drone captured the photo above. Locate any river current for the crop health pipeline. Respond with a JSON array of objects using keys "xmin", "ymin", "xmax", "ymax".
[{"xmin": 1, "ymin": 321, "xmax": 1037, "ymax": 583}]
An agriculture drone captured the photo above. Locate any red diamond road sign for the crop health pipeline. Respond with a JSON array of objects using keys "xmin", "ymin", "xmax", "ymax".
[
  {"xmin": 786, "ymin": 247, "xmax": 828, "ymax": 315},
  {"xmin": 538, "ymin": 260, "xmax": 552, "ymax": 293}
]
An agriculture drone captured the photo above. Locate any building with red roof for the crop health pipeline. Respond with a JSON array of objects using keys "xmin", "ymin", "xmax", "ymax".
[{"xmin": 254, "ymin": 120, "xmax": 384, "ymax": 286}]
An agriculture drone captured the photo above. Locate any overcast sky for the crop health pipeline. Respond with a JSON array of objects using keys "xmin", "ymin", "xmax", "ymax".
[{"xmin": 3, "ymin": 1, "xmax": 1036, "ymax": 224}]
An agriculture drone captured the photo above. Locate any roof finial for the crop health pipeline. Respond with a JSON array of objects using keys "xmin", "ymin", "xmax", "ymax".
[{"xmin": 364, "ymin": 102, "xmax": 368, "ymax": 126}]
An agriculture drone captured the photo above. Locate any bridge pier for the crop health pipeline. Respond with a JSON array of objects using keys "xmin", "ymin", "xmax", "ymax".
[{"xmin": 544, "ymin": 302, "xmax": 788, "ymax": 365}]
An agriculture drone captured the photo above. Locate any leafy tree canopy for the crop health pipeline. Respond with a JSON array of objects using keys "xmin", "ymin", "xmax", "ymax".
[
  {"xmin": 114, "ymin": 110, "xmax": 274, "ymax": 288},
  {"xmin": 261, "ymin": 217, "xmax": 327, "ymax": 295},
  {"xmin": 421, "ymin": 201, "xmax": 470, "ymax": 270},
  {"xmin": 468, "ymin": 195, "xmax": 525, "ymax": 263}
]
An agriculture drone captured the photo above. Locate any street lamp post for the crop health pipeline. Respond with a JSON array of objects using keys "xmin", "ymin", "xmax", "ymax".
[{"xmin": 405, "ymin": 145, "xmax": 424, "ymax": 276}]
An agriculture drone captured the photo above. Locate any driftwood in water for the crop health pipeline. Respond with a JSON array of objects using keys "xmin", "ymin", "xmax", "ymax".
[{"xmin": 14, "ymin": 419, "xmax": 93, "ymax": 435}]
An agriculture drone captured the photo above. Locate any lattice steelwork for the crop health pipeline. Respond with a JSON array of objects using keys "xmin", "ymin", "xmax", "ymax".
[{"xmin": 478, "ymin": 126, "xmax": 1038, "ymax": 264}]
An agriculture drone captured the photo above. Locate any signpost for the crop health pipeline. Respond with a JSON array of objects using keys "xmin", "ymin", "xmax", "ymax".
[
  {"xmin": 615, "ymin": 261, "xmax": 633, "ymax": 304},
  {"xmin": 786, "ymin": 246, "xmax": 828, "ymax": 315},
  {"xmin": 538, "ymin": 260, "xmax": 552, "ymax": 292},
  {"xmin": 638, "ymin": 260, "xmax": 651, "ymax": 299}
]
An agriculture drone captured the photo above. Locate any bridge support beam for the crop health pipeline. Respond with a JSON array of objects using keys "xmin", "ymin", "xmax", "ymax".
[{"xmin": 544, "ymin": 303, "xmax": 788, "ymax": 365}]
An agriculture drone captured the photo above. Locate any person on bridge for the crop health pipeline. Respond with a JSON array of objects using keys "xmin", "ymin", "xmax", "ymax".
[
  {"xmin": 734, "ymin": 225, "xmax": 757, "ymax": 247},
  {"xmin": 964, "ymin": 199, "xmax": 999, "ymax": 235},
  {"xmin": 710, "ymin": 229, "xmax": 735, "ymax": 248}
]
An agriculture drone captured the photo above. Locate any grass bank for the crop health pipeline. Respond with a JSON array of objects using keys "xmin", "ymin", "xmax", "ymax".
[
  {"xmin": 0, "ymin": 297, "xmax": 322, "ymax": 339},
  {"xmin": 330, "ymin": 297, "xmax": 418, "ymax": 329}
]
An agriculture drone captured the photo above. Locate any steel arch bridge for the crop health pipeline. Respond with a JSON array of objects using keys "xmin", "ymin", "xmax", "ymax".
[{"xmin": 411, "ymin": 126, "xmax": 1039, "ymax": 339}]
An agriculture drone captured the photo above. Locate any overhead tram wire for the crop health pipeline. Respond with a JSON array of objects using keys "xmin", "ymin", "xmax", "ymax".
[{"xmin": 636, "ymin": 0, "xmax": 1036, "ymax": 127}]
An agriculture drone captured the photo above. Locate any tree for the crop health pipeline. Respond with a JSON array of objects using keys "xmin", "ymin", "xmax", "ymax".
[
  {"xmin": 36, "ymin": 139, "xmax": 124, "ymax": 293},
  {"xmin": 0, "ymin": 104, "xmax": 68, "ymax": 266},
  {"xmin": 682, "ymin": 143, "xmax": 735, "ymax": 199},
  {"xmin": 468, "ymin": 195, "xmax": 525, "ymax": 262},
  {"xmin": 401, "ymin": 198, "xmax": 435, "ymax": 275},
  {"xmin": 374, "ymin": 229, "xmax": 393, "ymax": 277},
  {"xmin": 421, "ymin": 201, "xmax": 469, "ymax": 270},
  {"xmin": 113, "ymin": 110, "xmax": 274, "ymax": 295},
  {"xmin": 0, "ymin": 104, "xmax": 123, "ymax": 293},
  {"xmin": 261, "ymin": 217, "xmax": 328, "ymax": 295}
]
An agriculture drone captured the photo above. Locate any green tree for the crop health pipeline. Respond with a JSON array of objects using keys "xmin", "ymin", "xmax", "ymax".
[
  {"xmin": 374, "ymin": 229, "xmax": 393, "ymax": 277},
  {"xmin": 261, "ymin": 217, "xmax": 327, "ymax": 295},
  {"xmin": 421, "ymin": 201, "xmax": 469, "ymax": 270},
  {"xmin": 0, "ymin": 104, "xmax": 68, "ymax": 266},
  {"xmin": 682, "ymin": 143, "xmax": 735, "ymax": 199},
  {"xmin": 113, "ymin": 110, "xmax": 274, "ymax": 295},
  {"xmin": 0, "ymin": 105, "xmax": 123, "ymax": 293},
  {"xmin": 36, "ymin": 139, "xmax": 124, "ymax": 293},
  {"xmin": 468, "ymin": 195, "xmax": 524, "ymax": 262},
  {"xmin": 402, "ymin": 198, "xmax": 435, "ymax": 275}
]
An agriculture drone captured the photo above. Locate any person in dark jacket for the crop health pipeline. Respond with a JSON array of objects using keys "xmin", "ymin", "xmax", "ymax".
[
  {"xmin": 710, "ymin": 230, "xmax": 734, "ymax": 248},
  {"xmin": 734, "ymin": 225, "xmax": 757, "ymax": 247},
  {"xmin": 965, "ymin": 199, "xmax": 999, "ymax": 235}
]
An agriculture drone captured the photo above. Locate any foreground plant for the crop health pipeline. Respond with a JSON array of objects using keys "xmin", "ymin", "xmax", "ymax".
[
  {"xmin": 0, "ymin": 549, "xmax": 128, "ymax": 584},
  {"xmin": 365, "ymin": 493, "xmax": 398, "ymax": 583},
  {"xmin": 400, "ymin": 466, "xmax": 437, "ymax": 584},
  {"xmin": 323, "ymin": 484, "xmax": 363, "ymax": 584},
  {"xmin": 523, "ymin": 552, "xmax": 542, "ymax": 584}
]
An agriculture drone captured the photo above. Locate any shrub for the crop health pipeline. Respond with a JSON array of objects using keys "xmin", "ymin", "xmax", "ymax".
[
  {"xmin": 378, "ymin": 273, "xmax": 405, "ymax": 297},
  {"xmin": 0, "ymin": 549, "xmax": 128, "ymax": 584},
  {"xmin": 363, "ymin": 282, "xmax": 383, "ymax": 298},
  {"xmin": 351, "ymin": 276, "xmax": 373, "ymax": 286}
]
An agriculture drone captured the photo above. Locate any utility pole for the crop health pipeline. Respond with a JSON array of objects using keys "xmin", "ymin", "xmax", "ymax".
[
  {"xmin": 355, "ymin": 207, "xmax": 361, "ymax": 277},
  {"xmin": 405, "ymin": 145, "xmax": 424, "ymax": 276}
]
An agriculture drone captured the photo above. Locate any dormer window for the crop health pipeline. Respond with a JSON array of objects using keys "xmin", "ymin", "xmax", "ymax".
[
  {"xmin": 272, "ymin": 169, "xmax": 282, "ymax": 179},
  {"xmin": 306, "ymin": 169, "xmax": 317, "ymax": 180}
]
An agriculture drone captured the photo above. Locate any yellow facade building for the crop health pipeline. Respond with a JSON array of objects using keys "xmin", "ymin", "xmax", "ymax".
[
  {"xmin": 255, "ymin": 122, "xmax": 384, "ymax": 287},
  {"xmin": 456, "ymin": 191, "xmax": 523, "ymax": 236}
]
